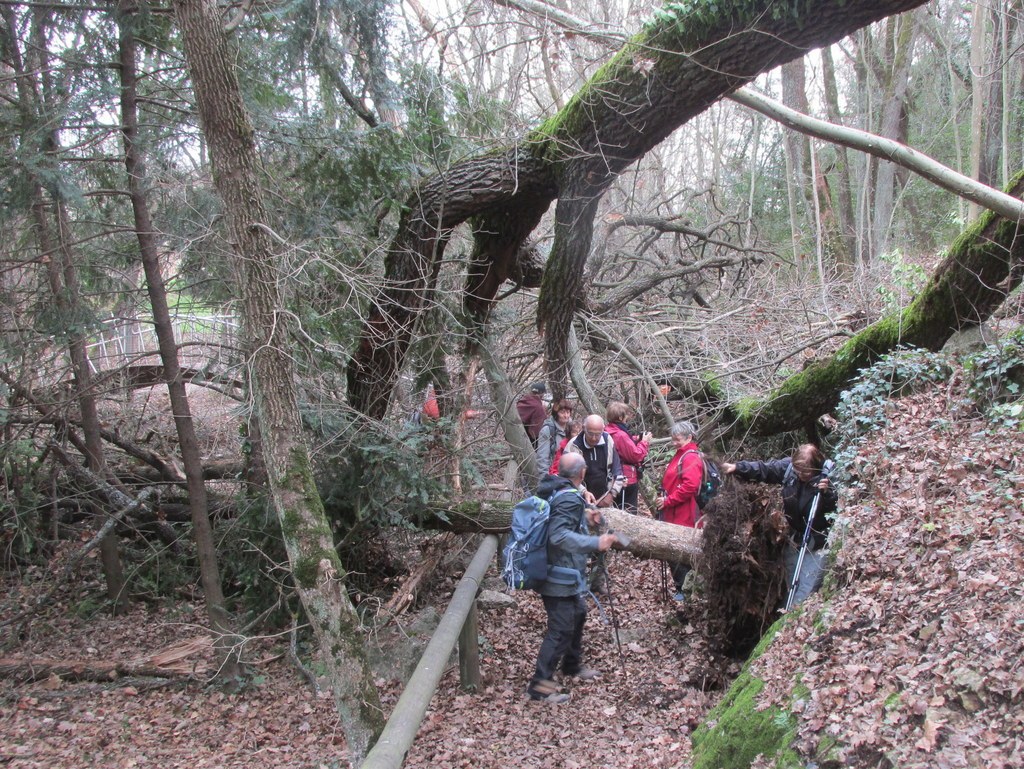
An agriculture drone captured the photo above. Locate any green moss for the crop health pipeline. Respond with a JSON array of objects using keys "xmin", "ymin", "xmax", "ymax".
[
  {"xmin": 281, "ymin": 508, "xmax": 303, "ymax": 539},
  {"xmin": 691, "ymin": 615, "xmax": 800, "ymax": 769},
  {"xmin": 691, "ymin": 669, "xmax": 800, "ymax": 769},
  {"xmin": 733, "ymin": 396, "xmax": 761, "ymax": 422},
  {"xmin": 814, "ymin": 734, "xmax": 841, "ymax": 764},
  {"xmin": 293, "ymin": 551, "xmax": 336, "ymax": 588}
]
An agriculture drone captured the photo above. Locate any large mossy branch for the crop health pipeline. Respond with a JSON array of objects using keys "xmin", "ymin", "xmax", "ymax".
[
  {"xmin": 742, "ymin": 174, "xmax": 1024, "ymax": 436},
  {"xmin": 347, "ymin": 0, "xmax": 930, "ymax": 417},
  {"xmin": 533, "ymin": 0, "xmax": 932, "ymax": 370}
]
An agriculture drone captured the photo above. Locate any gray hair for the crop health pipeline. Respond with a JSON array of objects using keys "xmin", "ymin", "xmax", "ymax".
[
  {"xmin": 558, "ymin": 452, "xmax": 587, "ymax": 480},
  {"xmin": 670, "ymin": 421, "xmax": 697, "ymax": 440}
]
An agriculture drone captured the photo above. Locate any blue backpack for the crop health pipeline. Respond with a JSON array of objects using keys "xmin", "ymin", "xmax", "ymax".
[{"xmin": 501, "ymin": 489, "xmax": 573, "ymax": 591}]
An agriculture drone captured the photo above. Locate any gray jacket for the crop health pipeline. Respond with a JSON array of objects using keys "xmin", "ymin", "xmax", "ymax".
[
  {"xmin": 535, "ymin": 474, "xmax": 601, "ymax": 597},
  {"xmin": 536, "ymin": 417, "xmax": 566, "ymax": 471}
]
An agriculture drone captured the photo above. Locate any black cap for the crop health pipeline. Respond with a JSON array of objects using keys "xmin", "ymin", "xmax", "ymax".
[{"xmin": 530, "ymin": 382, "xmax": 546, "ymax": 394}]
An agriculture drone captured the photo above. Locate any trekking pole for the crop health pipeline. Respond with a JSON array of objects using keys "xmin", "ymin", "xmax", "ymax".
[
  {"xmin": 784, "ymin": 461, "xmax": 834, "ymax": 612},
  {"xmin": 784, "ymin": 492, "xmax": 820, "ymax": 612},
  {"xmin": 598, "ymin": 551, "xmax": 625, "ymax": 668},
  {"xmin": 657, "ymin": 487, "xmax": 669, "ymax": 602}
]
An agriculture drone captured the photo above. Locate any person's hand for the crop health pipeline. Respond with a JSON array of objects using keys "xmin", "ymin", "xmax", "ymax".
[
  {"xmin": 642, "ymin": 431, "xmax": 653, "ymax": 443},
  {"xmin": 656, "ymin": 495, "xmax": 666, "ymax": 510},
  {"xmin": 597, "ymin": 533, "xmax": 618, "ymax": 552},
  {"xmin": 721, "ymin": 462, "xmax": 736, "ymax": 474},
  {"xmin": 583, "ymin": 489, "xmax": 597, "ymax": 505},
  {"xmin": 816, "ymin": 477, "xmax": 830, "ymax": 491},
  {"xmin": 586, "ymin": 508, "xmax": 603, "ymax": 527}
]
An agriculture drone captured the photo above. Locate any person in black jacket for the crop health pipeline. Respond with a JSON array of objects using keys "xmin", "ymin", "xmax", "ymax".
[
  {"xmin": 565, "ymin": 414, "xmax": 624, "ymax": 507},
  {"xmin": 721, "ymin": 444, "xmax": 837, "ymax": 607},
  {"xmin": 527, "ymin": 453, "xmax": 618, "ymax": 704}
]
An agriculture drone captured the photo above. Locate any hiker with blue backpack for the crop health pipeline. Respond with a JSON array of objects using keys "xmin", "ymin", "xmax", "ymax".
[
  {"xmin": 525, "ymin": 452, "xmax": 618, "ymax": 703},
  {"xmin": 656, "ymin": 421, "xmax": 707, "ymax": 602},
  {"xmin": 721, "ymin": 443, "xmax": 837, "ymax": 608}
]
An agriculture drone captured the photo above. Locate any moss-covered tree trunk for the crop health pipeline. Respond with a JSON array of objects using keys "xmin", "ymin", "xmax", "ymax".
[
  {"xmin": 172, "ymin": 0, "xmax": 384, "ymax": 762},
  {"xmin": 738, "ymin": 172, "xmax": 1024, "ymax": 436},
  {"xmin": 347, "ymin": 0, "xmax": 931, "ymax": 418}
]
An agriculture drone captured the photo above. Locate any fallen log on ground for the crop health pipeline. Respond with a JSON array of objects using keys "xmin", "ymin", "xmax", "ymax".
[
  {"xmin": 0, "ymin": 657, "xmax": 193, "ymax": 683},
  {"xmin": 0, "ymin": 636, "xmax": 212, "ymax": 682},
  {"xmin": 383, "ymin": 532, "xmax": 460, "ymax": 617},
  {"xmin": 427, "ymin": 500, "xmax": 702, "ymax": 564}
]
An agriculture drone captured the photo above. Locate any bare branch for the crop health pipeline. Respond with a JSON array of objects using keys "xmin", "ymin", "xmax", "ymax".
[{"xmin": 730, "ymin": 87, "xmax": 1024, "ymax": 222}]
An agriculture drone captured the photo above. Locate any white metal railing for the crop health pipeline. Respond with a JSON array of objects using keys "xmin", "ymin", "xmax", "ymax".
[{"xmin": 84, "ymin": 313, "xmax": 239, "ymax": 373}]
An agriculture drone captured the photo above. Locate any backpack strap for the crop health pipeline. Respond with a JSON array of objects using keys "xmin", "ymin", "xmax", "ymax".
[
  {"xmin": 783, "ymin": 461, "xmax": 796, "ymax": 486},
  {"xmin": 678, "ymin": 449, "xmax": 705, "ymax": 482}
]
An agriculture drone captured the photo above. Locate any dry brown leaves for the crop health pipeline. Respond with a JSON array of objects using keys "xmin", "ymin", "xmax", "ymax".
[
  {"xmin": 401, "ymin": 558, "xmax": 726, "ymax": 769},
  {"xmin": 753, "ymin": 382, "xmax": 1024, "ymax": 768}
]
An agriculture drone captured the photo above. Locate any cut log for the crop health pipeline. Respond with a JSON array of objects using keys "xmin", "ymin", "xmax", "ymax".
[
  {"xmin": 0, "ymin": 657, "xmax": 198, "ymax": 683},
  {"xmin": 383, "ymin": 532, "xmax": 459, "ymax": 617},
  {"xmin": 428, "ymin": 501, "xmax": 701, "ymax": 565},
  {"xmin": 0, "ymin": 636, "xmax": 213, "ymax": 683}
]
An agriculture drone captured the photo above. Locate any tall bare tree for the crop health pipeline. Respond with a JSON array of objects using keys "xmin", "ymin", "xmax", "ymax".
[
  {"xmin": 171, "ymin": 0, "xmax": 383, "ymax": 759},
  {"xmin": 115, "ymin": 0, "xmax": 240, "ymax": 677}
]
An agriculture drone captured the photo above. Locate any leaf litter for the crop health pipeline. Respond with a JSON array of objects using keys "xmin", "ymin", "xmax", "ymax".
[{"xmin": 2, "ymin": 367, "xmax": 1022, "ymax": 768}]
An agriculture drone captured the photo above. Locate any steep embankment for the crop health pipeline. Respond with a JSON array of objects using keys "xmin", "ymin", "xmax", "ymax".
[{"xmin": 692, "ymin": 346, "xmax": 1024, "ymax": 768}]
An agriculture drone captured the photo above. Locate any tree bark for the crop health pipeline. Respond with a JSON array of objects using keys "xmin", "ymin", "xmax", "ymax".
[
  {"xmin": 347, "ymin": 0, "xmax": 932, "ymax": 418},
  {"xmin": 478, "ymin": 334, "xmax": 538, "ymax": 488},
  {"xmin": 0, "ymin": 657, "xmax": 198, "ymax": 683},
  {"xmin": 729, "ymin": 88, "xmax": 1024, "ymax": 221},
  {"xmin": 171, "ymin": 0, "xmax": 384, "ymax": 761},
  {"xmin": 115, "ymin": 3, "xmax": 239, "ymax": 678},
  {"xmin": 737, "ymin": 172, "xmax": 1024, "ymax": 436},
  {"xmin": 820, "ymin": 45, "xmax": 857, "ymax": 269},
  {"xmin": 869, "ymin": 12, "xmax": 919, "ymax": 258},
  {"xmin": 427, "ymin": 501, "xmax": 701, "ymax": 564}
]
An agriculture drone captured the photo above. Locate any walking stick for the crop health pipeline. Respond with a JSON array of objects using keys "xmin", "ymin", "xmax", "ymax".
[
  {"xmin": 656, "ymin": 487, "xmax": 670, "ymax": 602},
  {"xmin": 784, "ymin": 461, "xmax": 834, "ymax": 611},
  {"xmin": 592, "ymin": 512, "xmax": 628, "ymax": 669}
]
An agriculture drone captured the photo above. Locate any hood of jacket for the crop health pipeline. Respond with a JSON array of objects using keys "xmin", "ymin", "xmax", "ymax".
[{"xmin": 535, "ymin": 473, "xmax": 574, "ymax": 500}]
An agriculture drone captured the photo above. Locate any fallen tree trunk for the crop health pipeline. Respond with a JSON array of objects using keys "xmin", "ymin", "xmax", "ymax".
[
  {"xmin": 0, "ymin": 636, "xmax": 212, "ymax": 682},
  {"xmin": 738, "ymin": 172, "xmax": 1024, "ymax": 436},
  {"xmin": 0, "ymin": 657, "xmax": 197, "ymax": 683},
  {"xmin": 383, "ymin": 532, "xmax": 459, "ymax": 617},
  {"xmin": 429, "ymin": 501, "xmax": 701, "ymax": 564},
  {"xmin": 346, "ymin": 0, "xmax": 932, "ymax": 417}
]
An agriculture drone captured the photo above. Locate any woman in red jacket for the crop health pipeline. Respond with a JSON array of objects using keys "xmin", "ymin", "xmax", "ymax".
[
  {"xmin": 657, "ymin": 420, "xmax": 703, "ymax": 601},
  {"xmin": 604, "ymin": 401, "xmax": 652, "ymax": 514}
]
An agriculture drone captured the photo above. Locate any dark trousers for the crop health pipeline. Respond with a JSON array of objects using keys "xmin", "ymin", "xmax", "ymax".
[
  {"xmin": 531, "ymin": 594, "xmax": 587, "ymax": 685},
  {"xmin": 670, "ymin": 562, "xmax": 691, "ymax": 592},
  {"xmin": 613, "ymin": 483, "xmax": 639, "ymax": 514}
]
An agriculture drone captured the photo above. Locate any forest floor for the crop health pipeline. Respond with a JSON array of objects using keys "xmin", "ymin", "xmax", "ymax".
[
  {"xmin": 0, "ymin": 531, "xmax": 729, "ymax": 769},
  {"xmin": 2, "ymin": 360, "xmax": 1023, "ymax": 768}
]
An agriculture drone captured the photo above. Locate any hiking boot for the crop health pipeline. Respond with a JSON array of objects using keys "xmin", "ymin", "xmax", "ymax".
[
  {"xmin": 566, "ymin": 667, "xmax": 601, "ymax": 681},
  {"xmin": 527, "ymin": 679, "xmax": 567, "ymax": 702}
]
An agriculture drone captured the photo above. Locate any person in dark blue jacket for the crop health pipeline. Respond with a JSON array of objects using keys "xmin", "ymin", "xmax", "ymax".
[
  {"xmin": 721, "ymin": 443, "xmax": 837, "ymax": 607},
  {"xmin": 527, "ymin": 453, "xmax": 618, "ymax": 703}
]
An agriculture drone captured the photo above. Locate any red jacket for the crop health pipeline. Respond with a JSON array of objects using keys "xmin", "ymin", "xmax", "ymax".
[
  {"xmin": 605, "ymin": 422, "xmax": 649, "ymax": 486},
  {"xmin": 516, "ymin": 394, "xmax": 547, "ymax": 443},
  {"xmin": 660, "ymin": 442, "xmax": 702, "ymax": 528},
  {"xmin": 549, "ymin": 436, "xmax": 571, "ymax": 475}
]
